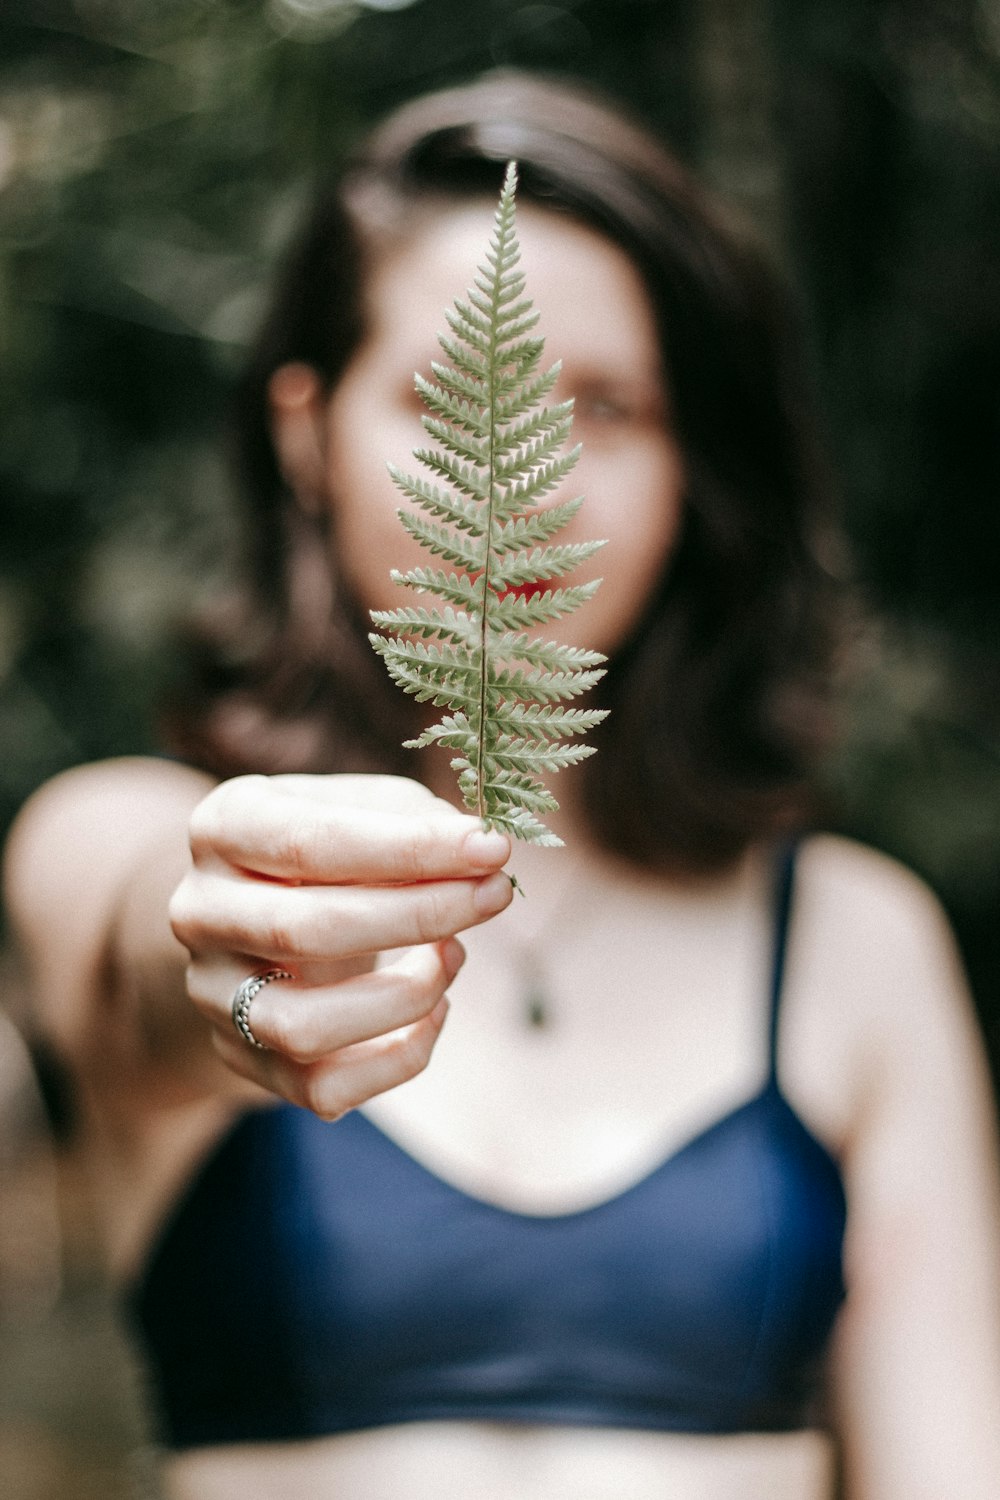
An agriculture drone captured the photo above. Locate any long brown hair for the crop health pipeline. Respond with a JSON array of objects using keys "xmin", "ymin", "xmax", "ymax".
[{"xmin": 165, "ymin": 70, "xmax": 840, "ymax": 873}]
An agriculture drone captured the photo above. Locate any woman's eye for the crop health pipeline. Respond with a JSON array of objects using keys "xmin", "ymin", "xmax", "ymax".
[{"xmin": 576, "ymin": 394, "xmax": 630, "ymax": 424}]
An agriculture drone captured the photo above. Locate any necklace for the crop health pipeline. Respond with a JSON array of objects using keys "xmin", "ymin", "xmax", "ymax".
[
  {"xmin": 518, "ymin": 949, "xmax": 552, "ymax": 1030},
  {"xmin": 499, "ymin": 851, "xmax": 600, "ymax": 1032}
]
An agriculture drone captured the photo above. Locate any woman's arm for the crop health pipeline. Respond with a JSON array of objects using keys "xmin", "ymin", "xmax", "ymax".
[
  {"xmin": 3, "ymin": 757, "xmax": 220, "ymax": 1100},
  {"xmin": 2, "ymin": 758, "xmax": 512, "ymax": 1111},
  {"xmin": 829, "ymin": 858, "xmax": 1000, "ymax": 1499}
]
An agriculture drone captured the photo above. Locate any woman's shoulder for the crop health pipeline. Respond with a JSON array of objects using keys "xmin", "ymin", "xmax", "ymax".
[
  {"xmin": 3, "ymin": 756, "xmax": 216, "ymax": 1054},
  {"xmin": 6, "ymin": 753, "xmax": 210, "ymax": 845},
  {"xmin": 790, "ymin": 832, "xmax": 974, "ymax": 1072},
  {"xmin": 795, "ymin": 831, "xmax": 958, "ymax": 963},
  {"xmin": 773, "ymin": 833, "xmax": 986, "ymax": 1171},
  {"xmin": 4, "ymin": 755, "xmax": 216, "ymax": 945}
]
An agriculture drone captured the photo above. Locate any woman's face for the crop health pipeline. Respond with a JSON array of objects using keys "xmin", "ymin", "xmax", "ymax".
[{"xmin": 314, "ymin": 202, "xmax": 684, "ymax": 658}]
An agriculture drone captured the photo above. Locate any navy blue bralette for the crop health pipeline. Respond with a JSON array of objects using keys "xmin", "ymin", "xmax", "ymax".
[{"xmin": 130, "ymin": 845, "xmax": 847, "ymax": 1448}]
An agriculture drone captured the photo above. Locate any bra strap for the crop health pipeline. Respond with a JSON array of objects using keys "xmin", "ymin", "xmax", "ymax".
[{"xmin": 766, "ymin": 840, "xmax": 798, "ymax": 1083}]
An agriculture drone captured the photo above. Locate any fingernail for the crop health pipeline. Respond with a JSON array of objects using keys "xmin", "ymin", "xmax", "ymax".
[
  {"xmin": 474, "ymin": 870, "xmax": 514, "ymax": 916},
  {"xmin": 442, "ymin": 938, "xmax": 466, "ymax": 979},
  {"xmin": 464, "ymin": 827, "xmax": 510, "ymax": 869}
]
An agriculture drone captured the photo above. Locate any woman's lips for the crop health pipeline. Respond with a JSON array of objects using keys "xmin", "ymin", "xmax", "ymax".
[
  {"xmin": 465, "ymin": 569, "xmax": 554, "ymax": 603},
  {"xmin": 499, "ymin": 579, "xmax": 553, "ymax": 602}
]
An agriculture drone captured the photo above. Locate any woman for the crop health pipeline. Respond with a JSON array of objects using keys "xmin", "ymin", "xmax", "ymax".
[{"xmin": 4, "ymin": 70, "xmax": 1000, "ymax": 1500}]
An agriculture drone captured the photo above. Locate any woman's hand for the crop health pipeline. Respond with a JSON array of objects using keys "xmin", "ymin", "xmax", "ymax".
[{"xmin": 168, "ymin": 773, "xmax": 512, "ymax": 1119}]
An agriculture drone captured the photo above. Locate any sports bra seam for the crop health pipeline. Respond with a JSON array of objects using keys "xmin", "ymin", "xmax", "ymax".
[{"xmin": 734, "ymin": 1128, "xmax": 782, "ymax": 1410}]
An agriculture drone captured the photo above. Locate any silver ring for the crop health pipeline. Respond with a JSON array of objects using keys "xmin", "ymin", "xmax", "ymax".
[{"xmin": 231, "ymin": 969, "xmax": 293, "ymax": 1049}]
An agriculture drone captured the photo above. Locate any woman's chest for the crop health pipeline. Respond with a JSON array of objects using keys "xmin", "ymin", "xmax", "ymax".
[
  {"xmin": 135, "ymin": 1098, "xmax": 847, "ymax": 1445},
  {"xmin": 365, "ymin": 872, "xmax": 776, "ymax": 1214}
]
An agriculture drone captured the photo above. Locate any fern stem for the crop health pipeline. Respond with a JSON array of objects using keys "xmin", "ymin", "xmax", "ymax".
[
  {"xmin": 369, "ymin": 159, "xmax": 606, "ymax": 847},
  {"xmin": 476, "ymin": 162, "xmax": 517, "ymax": 822}
]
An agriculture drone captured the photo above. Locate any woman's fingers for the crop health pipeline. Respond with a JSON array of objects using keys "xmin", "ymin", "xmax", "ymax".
[
  {"xmin": 190, "ymin": 939, "xmax": 465, "ymax": 1062},
  {"xmin": 210, "ymin": 984, "xmax": 453, "ymax": 1121},
  {"xmin": 171, "ymin": 771, "xmax": 511, "ymax": 1117},
  {"xmin": 189, "ymin": 774, "xmax": 510, "ymax": 885},
  {"xmin": 172, "ymin": 865, "xmax": 512, "ymax": 962}
]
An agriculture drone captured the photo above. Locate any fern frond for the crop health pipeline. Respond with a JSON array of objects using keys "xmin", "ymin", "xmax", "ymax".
[
  {"xmin": 482, "ymin": 737, "xmax": 598, "ymax": 771},
  {"xmin": 389, "ymin": 567, "xmax": 485, "ymax": 610},
  {"xmin": 489, "ymin": 634, "xmax": 606, "ymax": 671},
  {"xmin": 491, "ymin": 401, "xmax": 574, "ymax": 457},
  {"xmin": 369, "ymin": 161, "xmax": 609, "ymax": 846},
  {"xmin": 419, "ymin": 417, "xmax": 491, "ymax": 466},
  {"xmin": 498, "ymin": 451, "xmax": 585, "ymax": 510},
  {"xmin": 474, "ymin": 769, "xmax": 559, "ymax": 814},
  {"xmin": 427, "ymin": 362, "xmax": 490, "ymax": 407},
  {"xmin": 437, "ymin": 336, "xmax": 490, "ymax": 378},
  {"xmin": 484, "ymin": 662, "xmax": 606, "ymax": 704},
  {"xmin": 490, "ymin": 498, "xmax": 584, "ymax": 548},
  {"xmin": 489, "ymin": 540, "xmax": 606, "ymax": 586},
  {"xmin": 494, "ymin": 366, "xmax": 561, "ymax": 421},
  {"xmin": 386, "ymin": 467, "xmax": 483, "ymax": 531},
  {"xmin": 414, "ymin": 378, "xmax": 489, "ymax": 435},
  {"xmin": 371, "ymin": 635, "xmax": 481, "ymax": 682},
  {"xmin": 369, "ymin": 606, "xmax": 476, "ymax": 645},
  {"xmin": 412, "ymin": 448, "xmax": 490, "ymax": 499},
  {"xmin": 489, "ymin": 703, "xmax": 609, "ymax": 740},
  {"xmin": 395, "ymin": 511, "xmax": 485, "ymax": 569},
  {"xmin": 484, "ymin": 580, "xmax": 602, "ymax": 629},
  {"xmin": 492, "ymin": 429, "xmax": 575, "ymax": 481}
]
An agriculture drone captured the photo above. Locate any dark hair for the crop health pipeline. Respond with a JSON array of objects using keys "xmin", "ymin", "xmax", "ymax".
[{"xmin": 165, "ymin": 69, "xmax": 840, "ymax": 873}]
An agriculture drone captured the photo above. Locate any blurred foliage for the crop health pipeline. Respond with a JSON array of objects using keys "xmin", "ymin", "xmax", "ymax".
[{"xmin": 1, "ymin": 0, "xmax": 998, "ymax": 1060}]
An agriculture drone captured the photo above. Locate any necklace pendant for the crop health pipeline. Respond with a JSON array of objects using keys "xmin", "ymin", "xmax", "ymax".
[
  {"xmin": 524, "ymin": 983, "xmax": 549, "ymax": 1030},
  {"xmin": 516, "ymin": 951, "xmax": 553, "ymax": 1031}
]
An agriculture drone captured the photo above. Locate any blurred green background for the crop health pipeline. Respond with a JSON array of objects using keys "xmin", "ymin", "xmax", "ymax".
[{"xmin": 0, "ymin": 3, "xmax": 998, "ymax": 1494}]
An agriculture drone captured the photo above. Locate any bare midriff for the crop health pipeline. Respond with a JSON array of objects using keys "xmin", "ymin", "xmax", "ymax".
[{"xmin": 163, "ymin": 1423, "xmax": 836, "ymax": 1500}]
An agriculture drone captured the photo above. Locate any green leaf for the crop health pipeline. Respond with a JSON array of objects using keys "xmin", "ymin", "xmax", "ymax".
[
  {"xmin": 369, "ymin": 606, "xmax": 476, "ymax": 645},
  {"xmin": 489, "ymin": 540, "xmax": 606, "ymax": 586},
  {"xmin": 484, "ymin": 580, "xmax": 602, "ymax": 628},
  {"xmin": 490, "ymin": 703, "xmax": 609, "ymax": 740},
  {"xmin": 490, "ymin": 497, "xmax": 584, "ymax": 548},
  {"xmin": 386, "ymin": 467, "xmax": 484, "ymax": 532},
  {"xmin": 396, "ymin": 511, "xmax": 485, "ymax": 569},
  {"xmin": 488, "ymin": 633, "xmax": 606, "ymax": 671},
  {"xmin": 369, "ymin": 161, "xmax": 608, "ymax": 845},
  {"xmin": 389, "ymin": 567, "xmax": 485, "ymax": 609}
]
